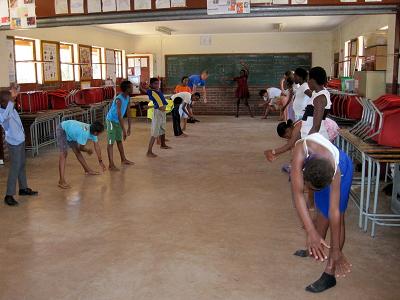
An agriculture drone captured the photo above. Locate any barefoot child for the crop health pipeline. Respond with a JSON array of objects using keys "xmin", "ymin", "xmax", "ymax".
[
  {"xmin": 106, "ymin": 80, "xmax": 134, "ymax": 171},
  {"xmin": 141, "ymin": 78, "xmax": 171, "ymax": 157},
  {"xmin": 291, "ymin": 133, "xmax": 353, "ymax": 293},
  {"xmin": 171, "ymin": 91, "xmax": 201, "ymax": 132},
  {"xmin": 0, "ymin": 89, "xmax": 38, "ymax": 206},
  {"xmin": 57, "ymin": 120, "xmax": 106, "ymax": 189},
  {"xmin": 258, "ymin": 87, "xmax": 282, "ymax": 119},
  {"xmin": 233, "ymin": 61, "xmax": 253, "ymax": 118}
]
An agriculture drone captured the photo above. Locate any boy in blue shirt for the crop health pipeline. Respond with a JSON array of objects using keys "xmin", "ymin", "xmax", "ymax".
[
  {"xmin": 106, "ymin": 80, "xmax": 134, "ymax": 171},
  {"xmin": 0, "ymin": 88, "xmax": 38, "ymax": 206},
  {"xmin": 57, "ymin": 120, "xmax": 106, "ymax": 189},
  {"xmin": 188, "ymin": 70, "xmax": 209, "ymax": 104},
  {"xmin": 140, "ymin": 78, "xmax": 171, "ymax": 158}
]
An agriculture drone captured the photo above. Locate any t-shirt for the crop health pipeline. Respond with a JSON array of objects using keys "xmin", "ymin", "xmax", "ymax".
[
  {"xmin": 61, "ymin": 120, "xmax": 98, "ymax": 145},
  {"xmin": 171, "ymin": 92, "xmax": 192, "ymax": 105},
  {"xmin": 266, "ymin": 87, "xmax": 281, "ymax": 101},
  {"xmin": 106, "ymin": 93, "xmax": 130, "ymax": 123},
  {"xmin": 174, "ymin": 85, "xmax": 192, "ymax": 94},
  {"xmin": 188, "ymin": 75, "xmax": 206, "ymax": 89},
  {"xmin": 147, "ymin": 89, "xmax": 168, "ymax": 109},
  {"xmin": 293, "ymin": 82, "xmax": 311, "ymax": 118}
]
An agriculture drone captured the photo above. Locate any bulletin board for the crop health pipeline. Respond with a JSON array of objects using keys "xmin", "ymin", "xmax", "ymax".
[
  {"xmin": 79, "ymin": 44, "xmax": 92, "ymax": 81},
  {"xmin": 42, "ymin": 40, "xmax": 60, "ymax": 82}
]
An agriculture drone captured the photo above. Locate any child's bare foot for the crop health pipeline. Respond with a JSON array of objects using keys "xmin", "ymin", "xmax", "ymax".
[
  {"xmin": 109, "ymin": 165, "xmax": 120, "ymax": 171},
  {"xmin": 121, "ymin": 159, "xmax": 135, "ymax": 165},
  {"xmin": 146, "ymin": 152, "xmax": 158, "ymax": 158},
  {"xmin": 58, "ymin": 182, "xmax": 71, "ymax": 189},
  {"xmin": 161, "ymin": 145, "xmax": 172, "ymax": 149},
  {"xmin": 85, "ymin": 170, "xmax": 100, "ymax": 175}
]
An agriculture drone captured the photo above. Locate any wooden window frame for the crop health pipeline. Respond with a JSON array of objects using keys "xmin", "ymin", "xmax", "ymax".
[
  {"xmin": 115, "ymin": 50, "xmax": 123, "ymax": 79},
  {"xmin": 60, "ymin": 43, "xmax": 75, "ymax": 82},
  {"xmin": 14, "ymin": 37, "xmax": 38, "ymax": 84}
]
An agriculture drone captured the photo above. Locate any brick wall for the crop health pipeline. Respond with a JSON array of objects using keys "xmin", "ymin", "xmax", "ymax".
[{"xmin": 165, "ymin": 86, "xmax": 268, "ymax": 116}]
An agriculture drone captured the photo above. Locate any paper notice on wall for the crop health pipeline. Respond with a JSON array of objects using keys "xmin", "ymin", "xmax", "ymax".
[
  {"xmin": 7, "ymin": 39, "xmax": 15, "ymax": 83},
  {"xmin": 0, "ymin": 0, "xmax": 9, "ymax": 25},
  {"xmin": 250, "ymin": 0, "xmax": 271, "ymax": 3},
  {"xmin": 207, "ymin": 0, "xmax": 249, "ymax": 15},
  {"xmin": 9, "ymin": 0, "xmax": 36, "ymax": 29},
  {"xmin": 134, "ymin": 58, "xmax": 140, "ymax": 66},
  {"xmin": 70, "ymin": 0, "xmax": 84, "ymax": 13},
  {"xmin": 102, "ymin": 0, "xmax": 116, "ymax": 11},
  {"xmin": 55, "ymin": 0, "xmax": 68, "ymax": 14},
  {"xmin": 156, "ymin": 0, "xmax": 170, "ymax": 9},
  {"xmin": 272, "ymin": 0, "xmax": 288, "ymax": 4},
  {"xmin": 134, "ymin": 66, "xmax": 141, "ymax": 76},
  {"xmin": 134, "ymin": 0, "xmax": 151, "ymax": 10},
  {"xmin": 43, "ymin": 42, "xmax": 59, "ymax": 81},
  {"xmin": 88, "ymin": 0, "xmax": 102, "ymax": 13},
  {"xmin": 291, "ymin": 0, "xmax": 307, "ymax": 4},
  {"xmin": 128, "ymin": 58, "xmax": 135, "ymax": 67},
  {"xmin": 171, "ymin": 0, "xmax": 185, "ymax": 7},
  {"xmin": 116, "ymin": 0, "xmax": 130, "ymax": 11},
  {"xmin": 140, "ymin": 58, "xmax": 148, "ymax": 68}
]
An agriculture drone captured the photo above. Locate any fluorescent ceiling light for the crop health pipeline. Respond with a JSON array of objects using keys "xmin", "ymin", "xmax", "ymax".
[
  {"xmin": 156, "ymin": 26, "xmax": 173, "ymax": 35},
  {"xmin": 379, "ymin": 25, "xmax": 389, "ymax": 31}
]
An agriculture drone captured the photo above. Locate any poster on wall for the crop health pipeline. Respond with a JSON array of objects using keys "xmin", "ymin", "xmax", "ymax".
[
  {"xmin": 55, "ymin": 0, "xmax": 68, "ymax": 14},
  {"xmin": 156, "ymin": 0, "xmax": 170, "ymax": 9},
  {"xmin": 42, "ymin": 42, "xmax": 59, "ymax": 82},
  {"xmin": 9, "ymin": 0, "xmax": 36, "ymax": 29},
  {"xmin": 102, "ymin": 0, "xmax": 116, "ymax": 12},
  {"xmin": 70, "ymin": 0, "xmax": 84, "ymax": 13},
  {"xmin": 7, "ymin": 39, "xmax": 16, "ymax": 83},
  {"xmin": 116, "ymin": 0, "xmax": 131, "ymax": 11},
  {"xmin": 207, "ymin": 0, "xmax": 250, "ymax": 15},
  {"xmin": 105, "ymin": 49, "xmax": 116, "ymax": 81},
  {"xmin": 0, "ymin": 0, "xmax": 10, "ymax": 25},
  {"xmin": 88, "ymin": 0, "xmax": 102, "ymax": 13},
  {"xmin": 79, "ymin": 45, "xmax": 92, "ymax": 80},
  {"xmin": 171, "ymin": 0, "xmax": 185, "ymax": 7},
  {"xmin": 272, "ymin": 0, "xmax": 288, "ymax": 4},
  {"xmin": 291, "ymin": 0, "xmax": 307, "ymax": 4},
  {"xmin": 134, "ymin": 0, "xmax": 151, "ymax": 10}
]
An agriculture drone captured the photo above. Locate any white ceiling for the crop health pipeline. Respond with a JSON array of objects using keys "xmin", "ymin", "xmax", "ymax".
[{"xmin": 96, "ymin": 16, "xmax": 351, "ymax": 36}]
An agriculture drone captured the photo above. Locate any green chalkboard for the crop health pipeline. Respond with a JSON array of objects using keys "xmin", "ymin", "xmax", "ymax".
[{"xmin": 165, "ymin": 53, "xmax": 312, "ymax": 87}]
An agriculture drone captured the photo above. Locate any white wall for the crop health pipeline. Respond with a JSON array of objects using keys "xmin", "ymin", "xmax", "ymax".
[
  {"xmin": 129, "ymin": 31, "xmax": 334, "ymax": 78},
  {"xmin": 0, "ymin": 25, "xmax": 133, "ymax": 87},
  {"xmin": 332, "ymin": 14, "xmax": 397, "ymax": 83}
]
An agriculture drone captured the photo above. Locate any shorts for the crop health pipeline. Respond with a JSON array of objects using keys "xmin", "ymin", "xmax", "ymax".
[
  {"xmin": 56, "ymin": 125, "xmax": 77, "ymax": 152},
  {"xmin": 179, "ymin": 104, "xmax": 189, "ymax": 119},
  {"xmin": 151, "ymin": 109, "xmax": 166, "ymax": 137},
  {"xmin": 106, "ymin": 120, "xmax": 122, "ymax": 144},
  {"xmin": 314, "ymin": 149, "xmax": 353, "ymax": 218}
]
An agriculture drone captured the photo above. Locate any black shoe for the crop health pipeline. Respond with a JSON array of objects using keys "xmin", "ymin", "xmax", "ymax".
[
  {"xmin": 4, "ymin": 195, "xmax": 19, "ymax": 206},
  {"xmin": 194, "ymin": 118, "xmax": 200, "ymax": 122},
  {"xmin": 19, "ymin": 188, "xmax": 38, "ymax": 196},
  {"xmin": 187, "ymin": 119, "xmax": 195, "ymax": 124}
]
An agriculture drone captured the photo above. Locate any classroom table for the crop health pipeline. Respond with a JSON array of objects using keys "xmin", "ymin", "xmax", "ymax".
[{"xmin": 336, "ymin": 129, "xmax": 400, "ymax": 237}]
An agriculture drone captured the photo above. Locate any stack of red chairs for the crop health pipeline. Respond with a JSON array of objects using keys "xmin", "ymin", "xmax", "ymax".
[
  {"xmin": 372, "ymin": 94, "xmax": 400, "ymax": 147},
  {"xmin": 18, "ymin": 91, "xmax": 49, "ymax": 113},
  {"xmin": 329, "ymin": 92, "xmax": 363, "ymax": 120},
  {"xmin": 327, "ymin": 78, "xmax": 341, "ymax": 90},
  {"xmin": 80, "ymin": 87, "xmax": 104, "ymax": 104},
  {"xmin": 48, "ymin": 90, "xmax": 70, "ymax": 110},
  {"xmin": 103, "ymin": 86, "xmax": 115, "ymax": 100}
]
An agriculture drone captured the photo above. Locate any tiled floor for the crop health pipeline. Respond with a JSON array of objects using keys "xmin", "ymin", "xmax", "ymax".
[{"xmin": 0, "ymin": 116, "xmax": 399, "ymax": 300}]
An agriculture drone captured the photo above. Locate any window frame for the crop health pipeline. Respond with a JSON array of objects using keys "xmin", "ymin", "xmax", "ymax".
[
  {"xmin": 115, "ymin": 50, "xmax": 123, "ymax": 79},
  {"xmin": 91, "ymin": 46, "xmax": 103, "ymax": 80},
  {"xmin": 14, "ymin": 37, "xmax": 38, "ymax": 84},
  {"xmin": 59, "ymin": 42, "xmax": 75, "ymax": 82}
]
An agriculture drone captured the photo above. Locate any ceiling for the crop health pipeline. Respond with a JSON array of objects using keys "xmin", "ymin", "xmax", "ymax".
[{"xmin": 96, "ymin": 16, "xmax": 352, "ymax": 36}]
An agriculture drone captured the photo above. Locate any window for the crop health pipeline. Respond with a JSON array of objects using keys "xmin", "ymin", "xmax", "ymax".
[
  {"xmin": 60, "ymin": 43, "xmax": 74, "ymax": 81},
  {"xmin": 92, "ymin": 47, "xmax": 102, "ymax": 79},
  {"xmin": 115, "ymin": 50, "xmax": 122, "ymax": 78},
  {"xmin": 15, "ymin": 38, "xmax": 37, "ymax": 84}
]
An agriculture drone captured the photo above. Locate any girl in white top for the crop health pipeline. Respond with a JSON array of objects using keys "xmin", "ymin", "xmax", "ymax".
[
  {"xmin": 293, "ymin": 68, "xmax": 312, "ymax": 121},
  {"xmin": 301, "ymin": 67, "xmax": 332, "ymax": 139},
  {"xmin": 291, "ymin": 133, "xmax": 353, "ymax": 293}
]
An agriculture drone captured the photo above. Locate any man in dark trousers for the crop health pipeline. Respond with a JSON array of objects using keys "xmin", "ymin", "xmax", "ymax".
[{"xmin": 0, "ymin": 87, "xmax": 38, "ymax": 206}]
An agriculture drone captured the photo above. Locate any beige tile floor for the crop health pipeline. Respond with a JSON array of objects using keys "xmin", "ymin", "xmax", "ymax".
[{"xmin": 0, "ymin": 116, "xmax": 399, "ymax": 300}]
